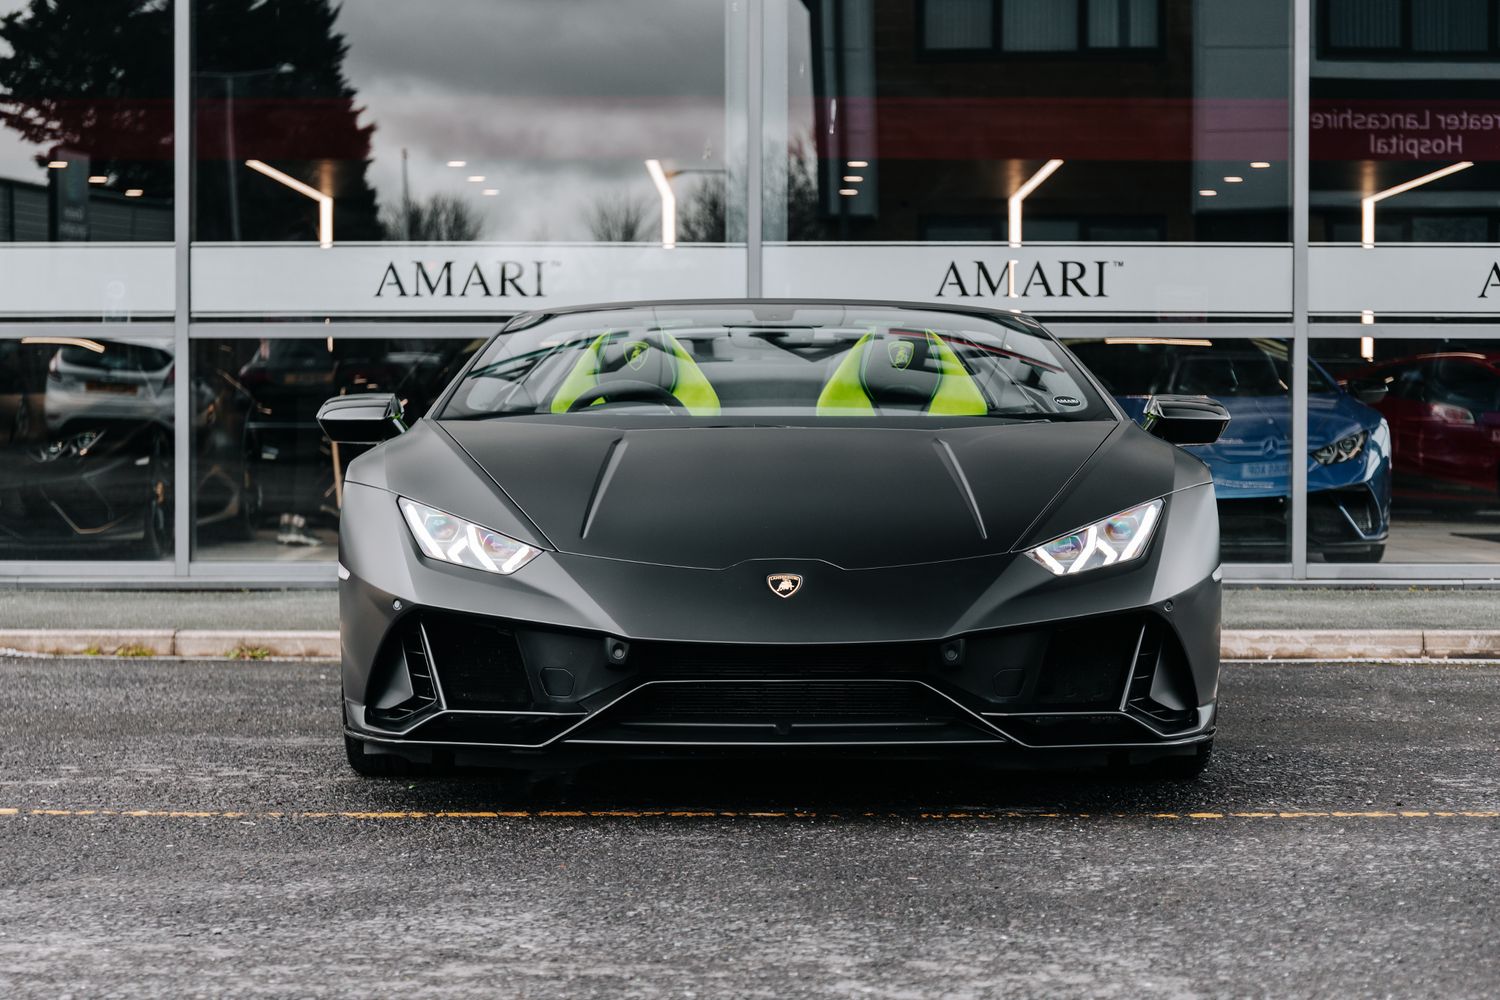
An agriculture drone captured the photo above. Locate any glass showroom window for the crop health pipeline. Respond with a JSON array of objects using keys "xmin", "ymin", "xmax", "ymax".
[
  {"xmin": 190, "ymin": 337, "xmax": 482, "ymax": 562},
  {"xmin": 776, "ymin": 0, "xmax": 1288, "ymax": 247},
  {"xmin": 1062, "ymin": 337, "xmax": 1297, "ymax": 563},
  {"xmin": 0, "ymin": 332, "xmax": 176, "ymax": 561},
  {"xmin": 0, "ymin": 0, "xmax": 174, "ymax": 241},
  {"xmin": 1311, "ymin": 338, "xmax": 1500, "ymax": 566},
  {"xmin": 1312, "ymin": 1, "xmax": 1500, "ymax": 248},
  {"xmin": 191, "ymin": 0, "xmax": 742, "ymax": 245}
]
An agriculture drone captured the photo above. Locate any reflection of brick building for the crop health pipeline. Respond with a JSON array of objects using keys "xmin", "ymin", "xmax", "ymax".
[
  {"xmin": 791, "ymin": 0, "xmax": 1290, "ymax": 243},
  {"xmin": 1310, "ymin": 0, "xmax": 1500, "ymax": 242}
]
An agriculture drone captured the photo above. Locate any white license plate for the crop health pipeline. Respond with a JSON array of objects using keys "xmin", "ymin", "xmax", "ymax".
[{"xmin": 1239, "ymin": 461, "xmax": 1288, "ymax": 478}]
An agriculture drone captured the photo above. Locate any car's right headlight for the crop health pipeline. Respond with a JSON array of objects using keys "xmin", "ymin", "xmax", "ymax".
[
  {"xmin": 398, "ymin": 498, "xmax": 541, "ymax": 576},
  {"xmin": 1025, "ymin": 499, "xmax": 1164, "ymax": 576}
]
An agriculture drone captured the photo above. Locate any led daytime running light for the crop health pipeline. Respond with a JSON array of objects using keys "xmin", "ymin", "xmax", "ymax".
[
  {"xmin": 1026, "ymin": 500, "xmax": 1163, "ymax": 577},
  {"xmin": 398, "ymin": 498, "xmax": 541, "ymax": 576}
]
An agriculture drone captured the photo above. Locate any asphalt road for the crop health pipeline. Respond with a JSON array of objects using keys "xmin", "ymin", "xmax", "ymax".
[{"xmin": 1, "ymin": 655, "xmax": 1497, "ymax": 999}]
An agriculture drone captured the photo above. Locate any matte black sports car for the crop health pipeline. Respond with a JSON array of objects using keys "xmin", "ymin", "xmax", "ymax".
[{"xmin": 324, "ymin": 301, "xmax": 1230, "ymax": 779}]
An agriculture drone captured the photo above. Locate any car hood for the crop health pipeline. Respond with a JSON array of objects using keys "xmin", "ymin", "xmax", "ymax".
[{"xmin": 438, "ymin": 418, "xmax": 1132, "ymax": 570}]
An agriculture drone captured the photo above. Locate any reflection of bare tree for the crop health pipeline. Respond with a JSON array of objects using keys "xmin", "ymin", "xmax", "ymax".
[
  {"xmin": 382, "ymin": 193, "xmax": 482, "ymax": 241},
  {"xmin": 0, "ymin": 0, "xmax": 172, "ymax": 195},
  {"xmin": 784, "ymin": 136, "xmax": 825, "ymax": 241},
  {"xmin": 583, "ymin": 191, "xmax": 650, "ymax": 242},
  {"xmin": 679, "ymin": 175, "xmax": 726, "ymax": 243}
]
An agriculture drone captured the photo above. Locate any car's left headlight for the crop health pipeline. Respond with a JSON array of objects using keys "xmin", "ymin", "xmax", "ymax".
[
  {"xmin": 398, "ymin": 498, "xmax": 541, "ymax": 576},
  {"xmin": 1312, "ymin": 430, "xmax": 1367, "ymax": 466},
  {"xmin": 1025, "ymin": 499, "xmax": 1164, "ymax": 576}
]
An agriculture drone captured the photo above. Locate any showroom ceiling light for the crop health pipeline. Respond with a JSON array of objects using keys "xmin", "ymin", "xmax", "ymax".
[
  {"xmin": 46, "ymin": 160, "xmax": 67, "ymax": 169},
  {"xmin": 446, "ymin": 160, "xmax": 467, "ymax": 168},
  {"xmin": 1008, "ymin": 159, "xmax": 1063, "ymax": 248},
  {"xmin": 1198, "ymin": 189, "xmax": 1218, "ymax": 197},
  {"xmin": 124, "ymin": 189, "xmax": 144, "ymax": 197},
  {"xmin": 847, "ymin": 160, "xmax": 868, "ymax": 168},
  {"xmin": 645, "ymin": 159, "xmax": 676, "ymax": 249},
  {"xmin": 838, "ymin": 188, "xmax": 859, "ymax": 196},
  {"xmin": 467, "ymin": 175, "xmax": 485, "ymax": 183},
  {"xmin": 246, "ymin": 159, "xmax": 333, "ymax": 248},
  {"xmin": 87, "ymin": 175, "xmax": 108, "ymax": 185},
  {"xmin": 1361, "ymin": 161, "xmax": 1473, "ymax": 248},
  {"xmin": 842, "ymin": 175, "xmax": 863, "ymax": 183},
  {"xmin": 1224, "ymin": 175, "xmax": 1243, "ymax": 183},
  {"xmin": 1250, "ymin": 161, "xmax": 1271, "ymax": 169},
  {"xmin": 21, "ymin": 336, "xmax": 106, "ymax": 353}
]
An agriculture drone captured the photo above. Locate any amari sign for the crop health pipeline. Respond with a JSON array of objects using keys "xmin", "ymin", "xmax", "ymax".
[
  {"xmin": 190, "ymin": 244, "xmax": 746, "ymax": 317},
  {"xmin": 1310, "ymin": 246, "xmax": 1500, "ymax": 317},
  {"xmin": 764, "ymin": 244, "xmax": 1292, "ymax": 316}
]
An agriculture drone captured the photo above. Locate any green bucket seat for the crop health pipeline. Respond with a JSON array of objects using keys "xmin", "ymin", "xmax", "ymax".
[
  {"xmin": 817, "ymin": 329, "xmax": 988, "ymax": 416},
  {"xmin": 550, "ymin": 330, "xmax": 720, "ymax": 416}
]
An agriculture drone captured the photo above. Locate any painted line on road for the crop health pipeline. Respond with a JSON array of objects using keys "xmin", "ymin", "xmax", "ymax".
[{"xmin": 1, "ymin": 806, "xmax": 1496, "ymax": 823}]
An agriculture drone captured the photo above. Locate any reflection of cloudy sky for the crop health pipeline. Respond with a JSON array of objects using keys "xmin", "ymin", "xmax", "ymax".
[
  {"xmin": 0, "ymin": 0, "xmax": 739, "ymax": 239},
  {"xmin": 336, "ymin": 0, "xmax": 736, "ymax": 240}
]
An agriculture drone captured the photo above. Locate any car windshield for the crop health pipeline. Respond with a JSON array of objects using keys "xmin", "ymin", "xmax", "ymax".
[
  {"xmin": 1066, "ymin": 339, "xmax": 1339, "ymax": 398},
  {"xmin": 441, "ymin": 304, "xmax": 1109, "ymax": 424}
]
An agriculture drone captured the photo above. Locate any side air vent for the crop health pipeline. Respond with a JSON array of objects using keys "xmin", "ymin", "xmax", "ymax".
[
  {"xmin": 1124, "ymin": 622, "xmax": 1198, "ymax": 733},
  {"xmin": 365, "ymin": 623, "xmax": 441, "ymax": 727}
]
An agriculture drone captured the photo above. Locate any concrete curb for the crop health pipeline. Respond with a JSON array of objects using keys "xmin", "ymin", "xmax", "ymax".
[
  {"xmin": 3, "ymin": 628, "xmax": 1500, "ymax": 661},
  {"xmin": 0, "ymin": 629, "xmax": 339, "ymax": 659}
]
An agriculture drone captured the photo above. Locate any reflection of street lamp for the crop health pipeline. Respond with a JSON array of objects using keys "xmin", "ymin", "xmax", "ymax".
[
  {"xmin": 1008, "ymin": 159, "xmax": 1064, "ymax": 248},
  {"xmin": 643, "ymin": 160, "xmax": 726, "ymax": 249},
  {"xmin": 1359, "ymin": 160, "xmax": 1473, "ymax": 324},
  {"xmin": 246, "ymin": 159, "xmax": 334, "ymax": 247},
  {"xmin": 644, "ymin": 159, "xmax": 676, "ymax": 248},
  {"xmin": 196, "ymin": 64, "xmax": 295, "ymax": 240},
  {"xmin": 1361, "ymin": 161, "xmax": 1473, "ymax": 248}
]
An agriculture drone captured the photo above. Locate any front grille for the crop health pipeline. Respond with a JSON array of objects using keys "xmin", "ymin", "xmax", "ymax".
[
  {"xmin": 637, "ymin": 642, "xmax": 930, "ymax": 679},
  {"xmin": 614, "ymin": 680, "xmax": 952, "ymax": 725},
  {"xmin": 1311, "ymin": 487, "xmax": 1381, "ymax": 540}
]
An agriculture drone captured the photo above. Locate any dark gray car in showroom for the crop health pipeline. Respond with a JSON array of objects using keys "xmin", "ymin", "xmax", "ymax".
[{"xmin": 323, "ymin": 301, "xmax": 1230, "ymax": 779}]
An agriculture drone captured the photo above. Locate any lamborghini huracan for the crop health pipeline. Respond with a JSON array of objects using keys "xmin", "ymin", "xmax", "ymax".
[{"xmin": 324, "ymin": 301, "xmax": 1230, "ymax": 778}]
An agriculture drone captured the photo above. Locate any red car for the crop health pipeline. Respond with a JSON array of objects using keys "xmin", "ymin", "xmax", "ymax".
[{"xmin": 1353, "ymin": 352, "xmax": 1500, "ymax": 502}]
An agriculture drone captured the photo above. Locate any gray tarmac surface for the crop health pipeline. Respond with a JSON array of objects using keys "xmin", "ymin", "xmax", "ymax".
[
  {"xmin": 1, "ymin": 654, "xmax": 1498, "ymax": 999},
  {"xmin": 3, "ymin": 585, "xmax": 1499, "ymax": 632}
]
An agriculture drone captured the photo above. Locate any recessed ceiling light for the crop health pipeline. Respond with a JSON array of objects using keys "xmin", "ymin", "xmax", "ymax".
[
  {"xmin": 447, "ymin": 160, "xmax": 467, "ymax": 168},
  {"xmin": 1250, "ymin": 161, "xmax": 1271, "ymax": 169},
  {"xmin": 838, "ymin": 188, "xmax": 859, "ymax": 196},
  {"xmin": 467, "ymin": 175, "xmax": 485, "ymax": 182},
  {"xmin": 481, "ymin": 189, "xmax": 498, "ymax": 196},
  {"xmin": 847, "ymin": 160, "xmax": 868, "ymax": 168},
  {"xmin": 87, "ymin": 175, "xmax": 108, "ymax": 184},
  {"xmin": 46, "ymin": 160, "xmax": 67, "ymax": 169},
  {"xmin": 1198, "ymin": 189, "xmax": 1218, "ymax": 197},
  {"xmin": 842, "ymin": 175, "xmax": 863, "ymax": 182},
  {"xmin": 124, "ymin": 189, "xmax": 144, "ymax": 197},
  {"xmin": 1224, "ymin": 176, "xmax": 1243, "ymax": 183}
]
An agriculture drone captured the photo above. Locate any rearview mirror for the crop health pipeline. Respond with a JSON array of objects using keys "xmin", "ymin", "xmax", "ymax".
[
  {"xmin": 1141, "ymin": 394, "xmax": 1230, "ymax": 446},
  {"xmin": 317, "ymin": 393, "xmax": 406, "ymax": 444}
]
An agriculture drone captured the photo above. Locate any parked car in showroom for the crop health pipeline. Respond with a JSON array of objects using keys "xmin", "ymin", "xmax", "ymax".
[
  {"xmin": 1066, "ymin": 339, "xmax": 1391, "ymax": 563},
  {"xmin": 326, "ymin": 301, "xmax": 1231, "ymax": 780},
  {"xmin": 0, "ymin": 337, "xmax": 259, "ymax": 558},
  {"xmin": 1348, "ymin": 352, "xmax": 1500, "ymax": 505}
]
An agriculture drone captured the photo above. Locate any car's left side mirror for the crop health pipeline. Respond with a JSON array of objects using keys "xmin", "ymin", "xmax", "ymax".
[
  {"xmin": 1346, "ymin": 379, "xmax": 1389, "ymax": 406},
  {"xmin": 317, "ymin": 393, "xmax": 406, "ymax": 444},
  {"xmin": 1141, "ymin": 394, "xmax": 1230, "ymax": 446}
]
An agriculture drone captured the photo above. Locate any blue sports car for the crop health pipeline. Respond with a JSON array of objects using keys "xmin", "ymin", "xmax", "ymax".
[{"xmin": 1066, "ymin": 339, "xmax": 1391, "ymax": 562}]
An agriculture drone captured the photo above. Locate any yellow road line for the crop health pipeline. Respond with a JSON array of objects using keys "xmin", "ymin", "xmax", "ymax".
[{"xmin": 1, "ymin": 807, "xmax": 1496, "ymax": 822}]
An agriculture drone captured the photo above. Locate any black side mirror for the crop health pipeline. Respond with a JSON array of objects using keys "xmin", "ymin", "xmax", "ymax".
[
  {"xmin": 317, "ymin": 393, "xmax": 406, "ymax": 444},
  {"xmin": 1142, "ymin": 394, "xmax": 1230, "ymax": 446},
  {"xmin": 1347, "ymin": 380, "xmax": 1389, "ymax": 406}
]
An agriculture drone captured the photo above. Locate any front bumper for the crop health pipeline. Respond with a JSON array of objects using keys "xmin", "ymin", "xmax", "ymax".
[{"xmin": 339, "ymin": 481, "xmax": 1222, "ymax": 767}]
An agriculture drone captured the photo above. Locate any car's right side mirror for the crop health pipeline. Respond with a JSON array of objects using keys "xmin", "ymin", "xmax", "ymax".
[
  {"xmin": 317, "ymin": 393, "xmax": 406, "ymax": 444},
  {"xmin": 1141, "ymin": 394, "xmax": 1230, "ymax": 446}
]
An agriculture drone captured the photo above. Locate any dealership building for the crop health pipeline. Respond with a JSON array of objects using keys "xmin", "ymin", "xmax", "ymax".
[{"xmin": 1, "ymin": 0, "xmax": 1499, "ymax": 584}]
